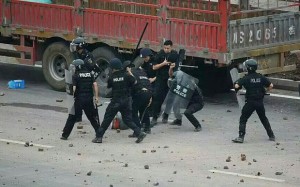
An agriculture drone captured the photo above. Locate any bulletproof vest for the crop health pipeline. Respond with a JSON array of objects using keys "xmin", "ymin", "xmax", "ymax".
[
  {"xmin": 110, "ymin": 70, "xmax": 133, "ymax": 99},
  {"xmin": 156, "ymin": 50, "xmax": 178, "ymax": 81},
  {"xmin": 74, "ymin": 68, "xmax": 94, "ymax": 98},
  {"xmin": 244, "ymin": 73, "xmax": 266, "ymax": 100},
  {"xmin": 132, "ymin": 68, "xmax": 152, "ymax": 95},
  {"xmin": 141, "ymin": 57, "xmax": 156, "ymax": 78}
]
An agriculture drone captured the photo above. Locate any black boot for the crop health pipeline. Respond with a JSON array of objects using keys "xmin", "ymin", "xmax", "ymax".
[
  {"xmin": 92, "ymin": 137, "xmax": 102, "ymax": 143},
  {"xmin": 162, "ymin": 113, "xmax": 169, "ymax": 123},
  {"xmin": 136, "ymin": 132, "xmax": 147, "ymax": 143},
  {"xmin": 170, "ymin": 119, "xmax": 182, "ymax": 126}
]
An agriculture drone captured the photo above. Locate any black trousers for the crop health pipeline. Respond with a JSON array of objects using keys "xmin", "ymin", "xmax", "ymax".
[
  {"xmin": 184, "ymin": 102, "xmax": 204, "ymax": 128},
  {"xmin": 132, "ymin": 91, "xmax": 152, "ymax": 129},
  {"xmin": 62, "ymin": 97, "xmax": 100, "ymax": 138},
  {"xmin": 239, "ymin": 100, "xmax": 274, "ymax": 137},
  {"xmin": 98, "ymin": 97, "xmax": 141, "ymax": 137},
  {"xmin": 152, "ymin": 80, "xmax": 169, "ymax": 118}
]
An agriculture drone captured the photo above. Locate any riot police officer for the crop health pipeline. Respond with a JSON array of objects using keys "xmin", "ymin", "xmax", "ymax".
[
  {"xmin": 151, "ymin": 40, "xmax": 178, "ymax": 125},
  {"xmin": 232, "ymin": 59, "xmax": 275, "ymax": 143},
  {"xmin": 169, "ymin": 64, "xmax": 204, "ymax": 131},
  {"xmin": 94, "ymin": 58, "xmax": 147, "ymax": 143},
  {"xmin": 70, "ymin": 37, "xmax": 101, "ymax": 122},
  {"xmin": 123, "ymin": 60, "xmax": 152, "ymax": 135},
  {"xmin": 61, "ymin": 59, "xmax": 101, "ymax": 142}
]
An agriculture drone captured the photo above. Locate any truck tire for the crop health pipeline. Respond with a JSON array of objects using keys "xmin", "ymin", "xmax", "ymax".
[
  {"xmin": 92, "ymin": 46, "xmax": 119, "ymax": 97},
  {"xmin": 42, "ymin": 42, "xmax": 74, "ymax": 91}
]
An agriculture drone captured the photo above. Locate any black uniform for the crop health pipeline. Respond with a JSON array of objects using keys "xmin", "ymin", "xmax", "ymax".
[
  {"xmin": 97, "ymin": 70, "xmax": 145, "ymax": 141},
  {"xmin": 237, "ymin": 72, "xmax": 275, "ymax": 138},
  {"xmin": 131, "ymin": 68, "xmax": 152, "ymax": 131},
  {"xmin": 141, "ymin": 56, "xmax": 156, "ymax": 79},
  {"xmin": 74, "ymin": 49, "xmax": 99, "ymax": 122},
  {"xmin": 183, "ymin": 90, "xmax": 204, "ymax": 129},
  {"xmin": 62, "ymin": 67, "xmax": 100, "ymax": 139},
  {"xmin": 152, "ymin": 50, "xmax": 178, "ymax": 119}
]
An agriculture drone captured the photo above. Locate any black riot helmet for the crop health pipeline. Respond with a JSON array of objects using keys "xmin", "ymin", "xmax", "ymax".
[
  {"xmin": 122, "ymin": 60, "xmax": 135, "ymax": 70},
  {"xmin": 243, "ymin": 59, "xmax": 258, "ymax": 73},
  {"xmin": 72, "ymin": 59, "xmax": 85, "ymax": 71},
  {"xmin": 70, "ymin": 37, "xmax": 86, "ymax": 53},
  {"xmin": 140, "ymin": 48, "xmax": 152, "ymax": 58}
]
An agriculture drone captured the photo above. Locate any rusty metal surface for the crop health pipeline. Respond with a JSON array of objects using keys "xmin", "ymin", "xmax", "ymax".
[{"xmin": 229, "ymin": 12, "xmax": 300, "ymax": 54}]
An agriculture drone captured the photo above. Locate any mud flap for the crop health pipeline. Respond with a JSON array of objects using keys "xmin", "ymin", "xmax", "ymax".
[{"xmin": 230, "ymin": 68, "xmax": 245, "ymax": 110}]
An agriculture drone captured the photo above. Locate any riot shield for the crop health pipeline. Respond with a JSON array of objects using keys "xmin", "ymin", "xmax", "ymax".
[
  {"xmin": 162, "ymin": 71, "xmax": 199, "ymax": 117},
  {"xmin": 65, "ymin": 64, "xmax": 76, "ymax": 115}
]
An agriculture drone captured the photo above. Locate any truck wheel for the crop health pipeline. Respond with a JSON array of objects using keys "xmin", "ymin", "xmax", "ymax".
[
  {"xmin": 42, "ymin": 42, "xmax": 74, "ymax": 91},
  {"xmin": 92, "ymin": 46, "xmax": 119, "ymax": 97}
]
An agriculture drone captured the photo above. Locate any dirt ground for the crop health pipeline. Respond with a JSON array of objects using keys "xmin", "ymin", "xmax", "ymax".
[{"xmin": 270, "ymin": 52, "xmax": 300, "ymax": 81}]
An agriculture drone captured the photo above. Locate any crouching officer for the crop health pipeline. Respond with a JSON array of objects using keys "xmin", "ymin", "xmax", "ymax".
[
  {"xmin": 123, "ymin": 61, "xmax": 152, "ymax": 135},
  {"xmin": 93, "ymin": 58, "xmax": 147, "ymax": 143},
  {"xmin": 70, "ymin": 37, "xmax": 101, "ymax": 122},
  {"xmin": 61, "ymin": 59, "xmax": 101, "ymax": 142},
  {"xmin": 232, "ymin": 59, "xmax": 275, "ymax": 143}
]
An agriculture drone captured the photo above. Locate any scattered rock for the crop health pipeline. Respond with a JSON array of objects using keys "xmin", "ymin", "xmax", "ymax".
[
  {"xmin": 0, "ymin": 92, "xmax": 5, "ymax": 96},
  {"xmin": 110, "ymin": 185, "xmax": 113, "ymax": 187},
  {"xmin": 241, "ymin": 154, "xmax": 246, "ymax": 161},
  {"xmin": 224, "ymin": 166, "xmax": 229, "ymax": 169},
  {"xmin": 275, "ymin": 172, "xmax": 283, "ymax": 175},
  {"xmin": 256, "ymin": 172, "xmax": 262, "ymax": 176},
  {"xmin": 163, "ymin": 146, "xmax": 169, "ymax": 148},
  {"xmin": 24, "ymin": 142, "xmax": 30, "ymax": 147},
  {"xmin": 276, "ymin": 142, "xmax": 280, "ymax": 145},
  {"xmin": 124, "ymin": 163, "xmax": 128, "ymax": 167},
  {"xmin": 38, "ymin": 148, "xmax": 44, "ymax": 152},
  {"xmin": 207, "ymin": 176, "xmax": 211, "ymax": 179},
  {"xmin": 87, "ymin": 171, "xmax": 92, "ymax": 176},
  {"xmin": 77, "ymin": 126, "xmax": 83, "ymax": 129},
  {"xmin": 142, "ymin": 150, "xmax": 147, "ymax": 153},
  {"xmin": 69, "ymin": 144, "xmax": 73, "ymax": 147},
  {"xmin": 151, "ymin": 150, "xmax": 156, "ymax": 153},
  {"xmin": 56, "ymin": 99, "xmax": 63, "ymax": 102},
  {"xmin": 144, "ymin": 165, "xmax": 149, "ymax": 169},
  {"xmin": 253, "ymin": 159, "xmax": 257, "ymax": 162},
  {"xmin": 283, "ymin": 117, "xmax": 288, "ymax": 120},
  {"xmin": 98, "ymin": 161, "xmax": 101, "ymax": 163},
  {"xmin": 226, "ymin": 156, "xmax": 231, "ymax": 162},
  {"xmin": 281, "ymin": 148, "xmax": 284, "ymax": 150},
  {"xmin": 226, "ymin": 110, "xmax": 232, "ymax": 112},
  {"xmin": 202, "ymin": 120, "xmax": 205, "ymax": 122},
  {"xmin": 32, "ymin": 128, "xmax": 36, "ymax": 130},
  {"xmin": 240, "ymin": 179, "xmax": 244, "ymax": 182},
  {"xmin": 173, "ymin": 171, "xmax": 177, "ymax": 174},
  {"xmin": 77, "ymin": 153, "xmax": 81, "ymax": 156},
  {"xmin": 153, "ymin": 182, "xmax": 159, "ymax": 186},
  {"xmin": 116, "ymin": 129, "xmax": 120, "ymax": 133},
  {"xmin": 76, "ymin": 172, "xmax": 81, "ymax": 174},
  {"xmin": 248, "ymin": 162, "xmax": 251, "ymax": 165}
]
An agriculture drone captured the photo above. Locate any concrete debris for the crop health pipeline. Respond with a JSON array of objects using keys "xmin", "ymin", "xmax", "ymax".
[
  {"xmin": 87, "ymin": 171, "xmax": 92, "ymax": 176},
  {"xmin": 256, "ymin": 172, "xmax": 262, "ymax": 176},
  {"xmin": 142, "ymin": 150, "xmax": 147, "ymax": 153},
  {"xmin": 153, "ymin": 182, "xmax": 159, "ymax": 186},
  {"xmin": 24, "ymin": 141, "xmax": 30, "ymax": 147},
  {"xmin": 110, "ymin": 185, "xmax": 113, "ymax": 187},
  {"xmin": 281, "ymin": 148, "xmax": 284, "ymax": 150},
  {"xmin": 283, "ymin": 117, "xmax": 288, "ymax": 120},
  {"xmin": 77, "ymin": 126, "xmax": 83, "ymax": 129},
  {"xmin": 253, "ymin": 159, "xmax": 257, "ymax": 162},
  {"xmin": 276, "ymin": 142, "xmax": 280, "ymax": 145},
  {"xmin": 275, "ymin": 172, "xmax": 283, "ymax": 175},
  {"xmin": 124, "ymin": 163, "xmax": 128, "ymax": 167},
  {"xmin": 69, "ymin": 144, "xmax": 73, "ymax": 147},
  {"xmin": 144, "ymin": 165, "xmax": 149, "ymax": 169},
  {"xmin": 0, "ymin": 92, "xmax": 5, "ymax": 96},
  {"xmin": 6, "ymin": 142, "xmax": 9, "ymax": 144},
  {"xmin": 163, "ymin": 146, "xmax": 169, "ymax": 148},
  {"xmin": 77, "ymin": 153, "xmax": 81, "ymax": 156},
  {"xmin": 240, "ymin": 179, "xmax": 244, "ymax": 182},
  {"xmin": 226, "ymin": 156, "xmax": 231, "ymax": 162},
  {"xmin": 248, "ymin": 162, "xmax": 251, "ymax": 165},
  {"xmin": 76, "ymin": 172, "xmax": 81, "ymax": 174},
  {"xmin": 226, "ymin": 110, "xmax": 232, "ymax": 112},
  {"xmin": 56, "ymin": 99, "xmax": 63, "ymax": 102},
  {"xmin": 173, "ymin": 171, "xmax": 177, "ymax": 174},
  {"xmin": 207, "ymin": 176, "xmax": 211, "ymax": 179},
  {"xmin": 151, "ymin": 150, "xmax": 156, "ymax": 153},
  {"xmin": 116, "ymin": 129, "xmax": 120, "ymax": 133},
  {"xmin": 241, "ymin": 154, "xmax": 246, "ymax": 161},
  {"xmin": 38, "ymin": 148, "xmax": 44, "ymax": 152},
  {"xmin": 168, "ymin": 180, "xmax": 174, "ymax": 182},
  {"xmin": 223, "ymin": 166, "xmax": 229, "ymax": 169}
]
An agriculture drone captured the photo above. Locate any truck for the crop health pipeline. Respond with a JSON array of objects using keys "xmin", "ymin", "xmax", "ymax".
[{"xmin": 0, "ymin": 0, "xmax": 299, "ymax": 96}]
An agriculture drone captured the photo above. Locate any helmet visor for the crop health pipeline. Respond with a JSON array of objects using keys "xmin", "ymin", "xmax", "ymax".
[{"xmin": 69, "ymin": 42, "xmax": 78, "ymax": 53}]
